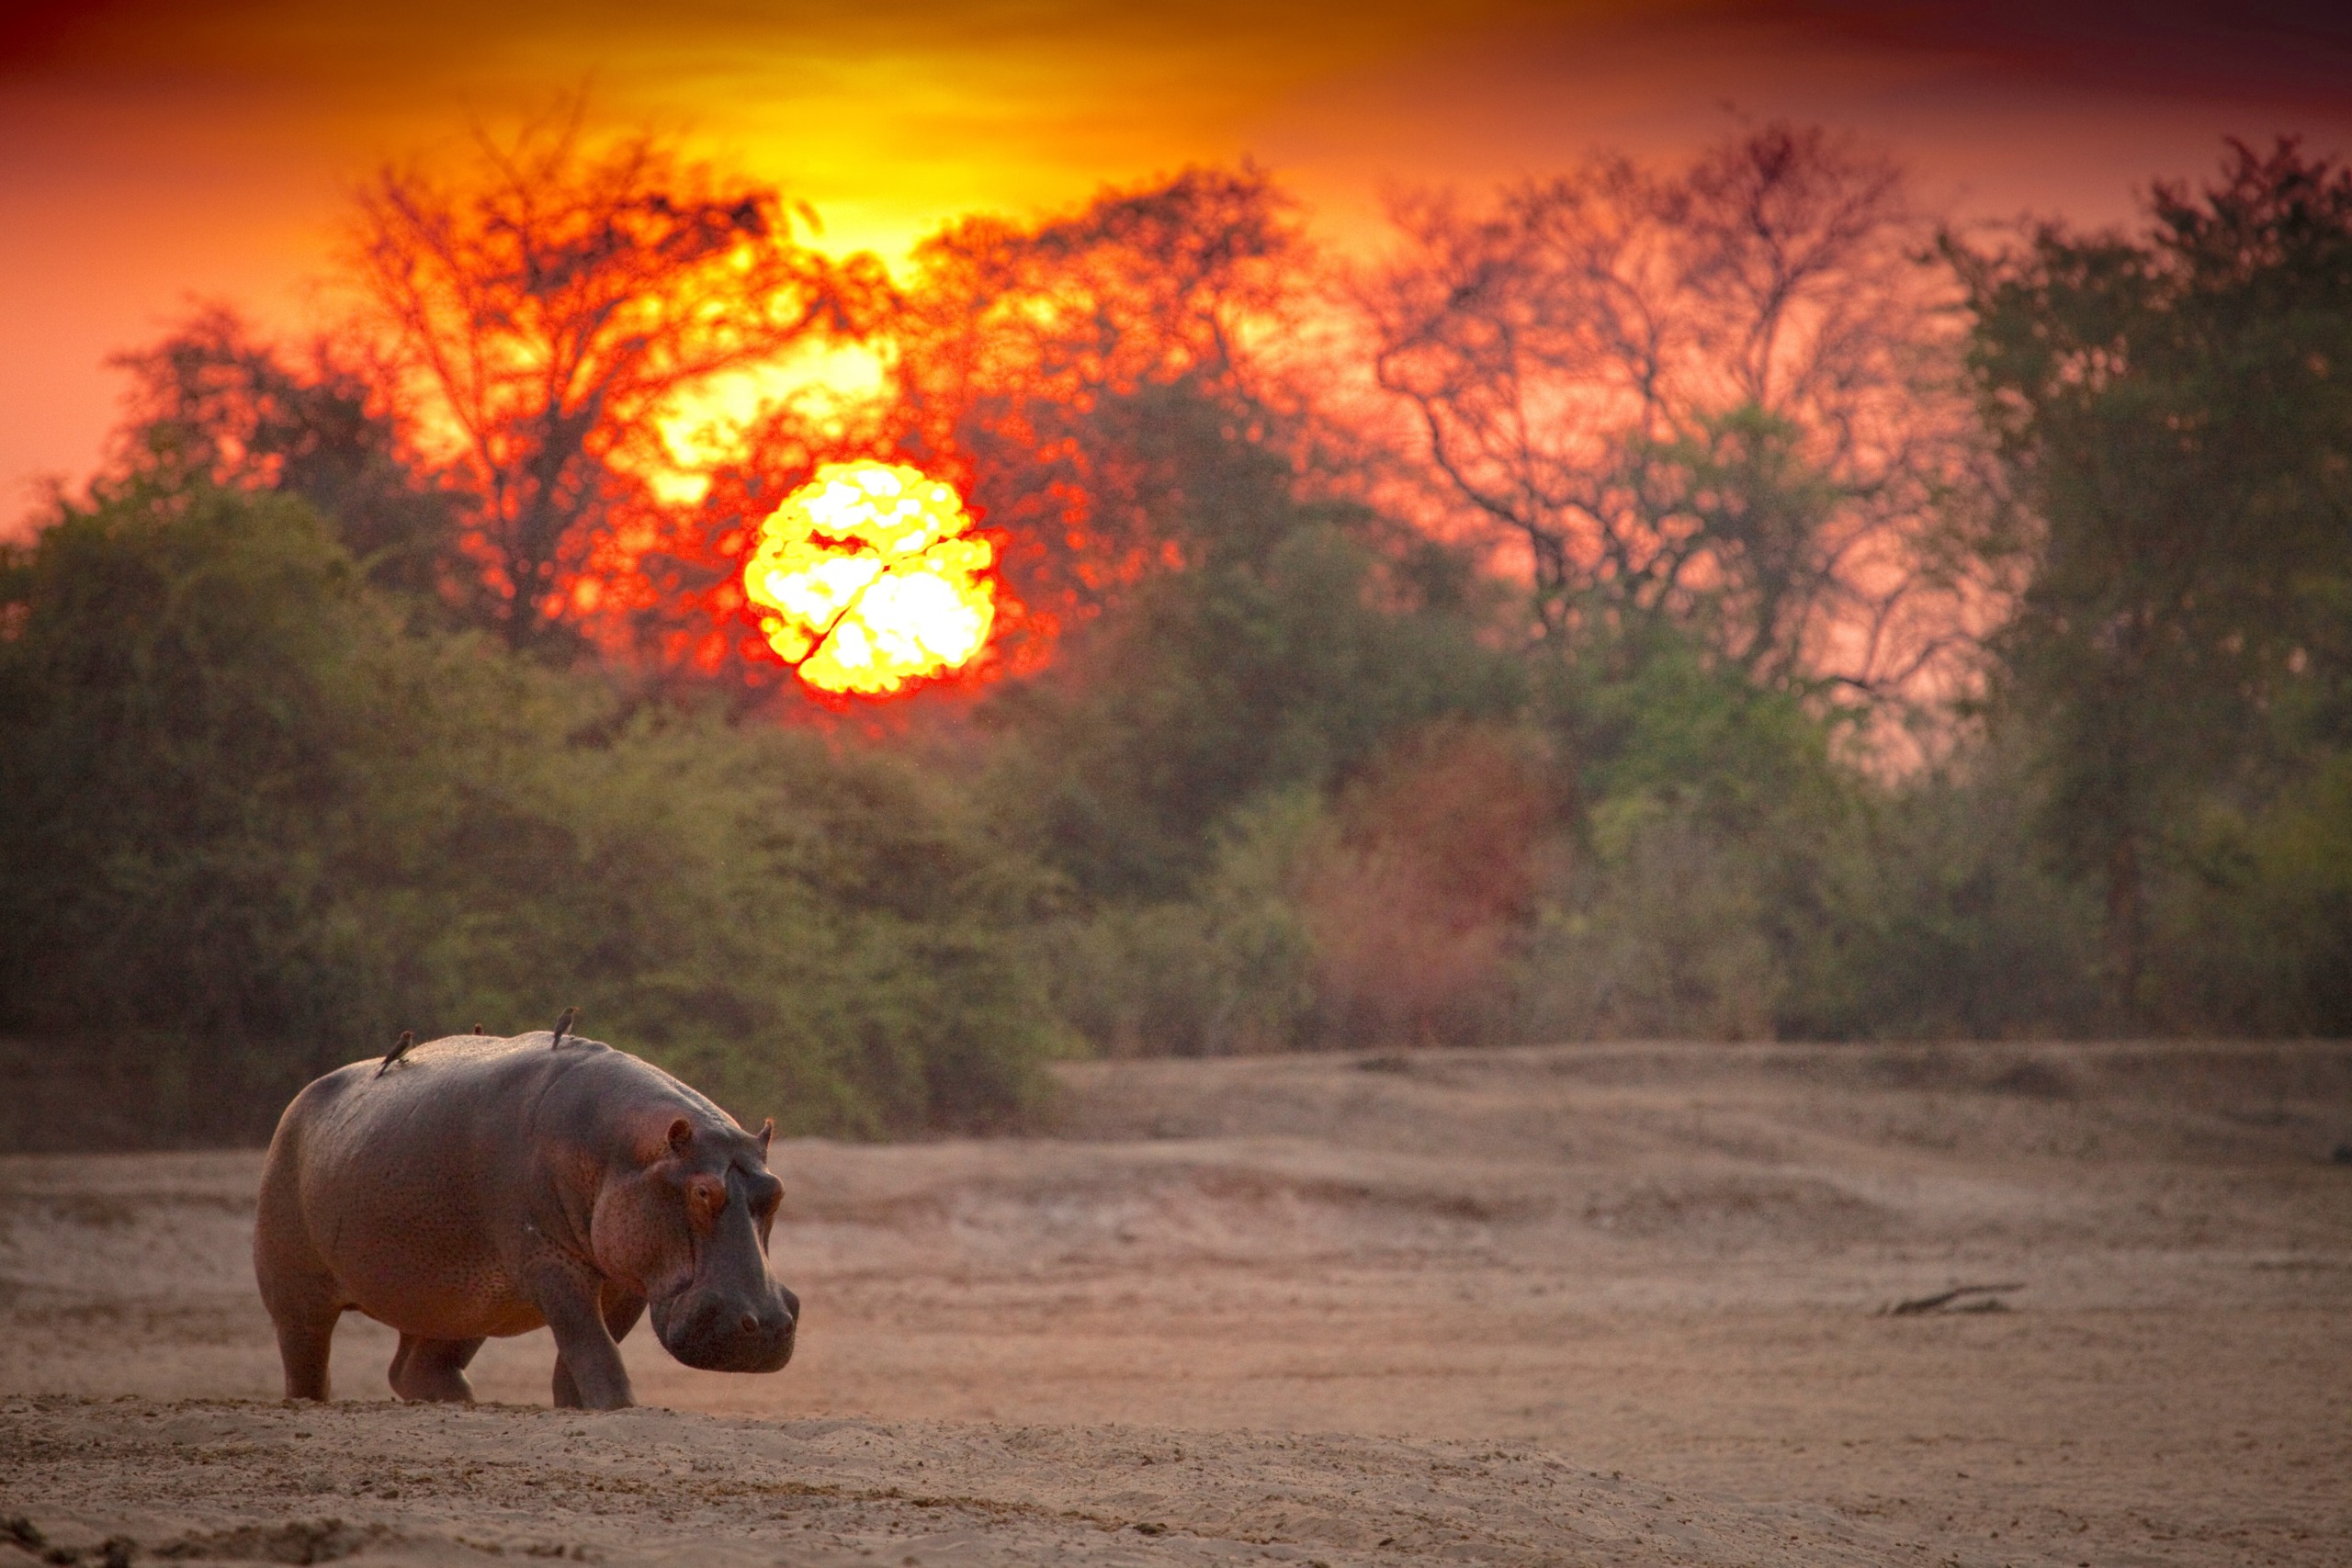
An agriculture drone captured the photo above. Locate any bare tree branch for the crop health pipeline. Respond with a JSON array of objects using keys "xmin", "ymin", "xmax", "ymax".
[{"xmin": 1357, "ymin": 123, "xmax": 2008, "ymax": 714}]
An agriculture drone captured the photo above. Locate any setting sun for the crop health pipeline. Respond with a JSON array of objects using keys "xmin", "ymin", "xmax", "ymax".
[{"xmin": 741, "ymin": 459, "xmax": 996, "ymax": 694}]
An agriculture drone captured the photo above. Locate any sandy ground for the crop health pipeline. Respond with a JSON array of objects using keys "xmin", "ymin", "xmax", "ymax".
[{"xmin": 3, "ymin": 1040, "xmax": 2348, "ymax": 1567}]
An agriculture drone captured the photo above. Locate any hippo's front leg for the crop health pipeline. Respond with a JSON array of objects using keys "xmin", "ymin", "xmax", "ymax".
[
  {"xmin": 526, "ymin": 1258, "xmax": 636, "ymax": 1410},
  {"xmin": 552, "ymin": 1285, "xmax": 647, "ymax": 1409}
]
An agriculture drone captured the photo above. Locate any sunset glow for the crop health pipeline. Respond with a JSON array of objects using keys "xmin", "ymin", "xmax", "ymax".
[
  {"xmin": 6, "ymin": 4, "xmax": 2350, "ymax": 524},
  {"xmin": 743, "ymin": 461, "xmax": 996, "ymax": 694}
]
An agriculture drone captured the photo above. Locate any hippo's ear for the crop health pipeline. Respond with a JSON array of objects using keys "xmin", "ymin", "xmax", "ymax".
[
  {"xmin": 666, "ymin": 1117, "xmax": 694, "ymax": 1154},
  {"xmin": 758, "ymin": 1117, "xmax": 774, "ymax": 1156}
]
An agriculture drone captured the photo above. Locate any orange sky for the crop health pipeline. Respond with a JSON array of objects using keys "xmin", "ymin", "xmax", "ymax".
[{"xmin": 6, "ymin": 0, "xmax": 2351, "ymax": 527}]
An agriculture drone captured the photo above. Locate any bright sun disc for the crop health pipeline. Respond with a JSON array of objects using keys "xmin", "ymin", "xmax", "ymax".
[{"xmin": 742, "ymin": 461, "xmax": 997, "ymax": 694}]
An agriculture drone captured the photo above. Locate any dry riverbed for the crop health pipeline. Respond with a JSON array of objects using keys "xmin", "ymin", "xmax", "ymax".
[{"xmin": 4, "ymin": 1041, "xmax": 2348, "ymax": 1567}]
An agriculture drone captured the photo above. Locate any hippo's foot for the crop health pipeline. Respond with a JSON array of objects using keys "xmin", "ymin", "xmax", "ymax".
[
  {"xmin": 552, "ymin": 1351, "xmax": 634, "ymax": 1409},
  {"xmin": 388, "ymin": 1334, "xmax": 485, "ymax": 1403}
]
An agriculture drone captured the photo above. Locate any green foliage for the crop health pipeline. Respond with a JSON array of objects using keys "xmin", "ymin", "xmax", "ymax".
[
  {"xmin": 1517, "ymin": 803, "xmax": 1783, "ymax": 1042},
  {"xmin": 356, "ymin": 686, "xmax": 1061, "ymax": 1137},
  {"xmin": 1552, "ymin": 626, "xmax": 1849, "ymax": 839},
  {"xmin": 975, "ymin": 390, "xmax": 1560, "ymax": 1054},
  {"xmin": 2154, "ymin": 750, "xmax": 2352, "ymax": 1034},
  {"xmin": 0, "ymin": 479, "xmax": 388, "ymax": 1055},
  {"xmin": 979, "ymin": 399, "xmax": 1524, "ymax": 901},
  {"xmin": 1782, "ymin": 758, "xmax": 2105, "ymax": 1041},
  {"xmin": 1003, "ymin": 419, "xmax": 2252, "ymax": 1055},
  {"xmin": 0, "ymin": 479, "xmax": 1056, "ymax": 1141},
  {"xmin": 1512, "ymin": 629, "xmax": 1856, "ymax": 1041},
  {"xmin": 1032, "ymin": 789, "xmax": 1321, "ymax": 1057},
  {"xmin": 1951, "ymin": 139, "xmax": 2352, "ymax": 1020},
  {"xmin": 1636, "ymin": 404, "xmax": 1847, "ymax": 683}
]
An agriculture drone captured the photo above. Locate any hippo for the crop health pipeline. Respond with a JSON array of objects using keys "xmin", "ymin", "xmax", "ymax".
[{"xmin": 254, "ymin": 1029, "xmax": 797, "ymax": 1409}]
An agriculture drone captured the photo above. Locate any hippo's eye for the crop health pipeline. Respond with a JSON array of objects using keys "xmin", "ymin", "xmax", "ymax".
[{"xmin": 689, "ymin": 1176, "xmax": 729, "ymax": 1215}]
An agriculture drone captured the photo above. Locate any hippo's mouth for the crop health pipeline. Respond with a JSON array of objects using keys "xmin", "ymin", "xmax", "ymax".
[{"xmin": 650, "ymin": 1286, "xmax": 797, "ymax": 1374}]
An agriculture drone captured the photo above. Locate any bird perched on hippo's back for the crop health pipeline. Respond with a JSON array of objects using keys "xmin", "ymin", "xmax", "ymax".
[{"xmin": 374, "ymin": 1031, "xmax": 414, "ymax": 1078}]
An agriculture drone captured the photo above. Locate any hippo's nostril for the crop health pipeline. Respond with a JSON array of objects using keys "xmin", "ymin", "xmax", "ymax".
[{"xmin": 741, "ymin": 1312, "xmax": 760, "ymax": 1334}]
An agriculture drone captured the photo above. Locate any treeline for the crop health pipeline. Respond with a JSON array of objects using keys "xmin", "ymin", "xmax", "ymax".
[
  {"xmin": 0, "ymin": 481, "xmax": 1053, "ymax": 1140},
  {"xmin": 3, "ymin": 118, "xmax": 2347, "ymax": 1144}
]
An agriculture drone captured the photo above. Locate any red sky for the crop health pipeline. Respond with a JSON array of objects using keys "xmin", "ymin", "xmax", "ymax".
[{"xmin": 5, "ymin": 0, "xmax": 2350, "ymax": 528}]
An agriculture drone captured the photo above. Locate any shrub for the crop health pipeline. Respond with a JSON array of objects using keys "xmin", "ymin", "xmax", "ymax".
[{"xmin": 0, "ymin": 479, "xmax": 1058, "ymax": 1142}]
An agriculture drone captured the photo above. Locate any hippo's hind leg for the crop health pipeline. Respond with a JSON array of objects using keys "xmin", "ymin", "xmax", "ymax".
[
  {"xmin": 254, "ymin": 1145, "xmax": 345, "ymax": 1401},
  {"xmin": 389, "ymin": 1335, "xmax": 486, "ymax": 1403},
  {"xmin": 254, "ymin": 1242, "xmax": 343, "ymax": 1401},
  {"xmin": 263, "ymin": 1285, "xmax": 343, "ymax": 1402}
]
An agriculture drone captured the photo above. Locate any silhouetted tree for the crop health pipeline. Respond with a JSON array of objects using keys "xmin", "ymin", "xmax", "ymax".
[
  {"xmin": 884, "ymin": 165, "xmax": 1308, "ymax": 669},
  {"xmin": 348, "ymin": 105, "xmax": 876, "ymax": 652},
  {"xmin": 1952, "ymin": 138, "xmax": 2352, "ymax": 1021},
  {"xmin": 501, "ymin": 165, "xmax": 1316, "ymax": 709},
  {"xmin": 1362, "ymin": 123, "xmax": 1992, "ymax": 696},
  {"xmin": 109, "ymin": 306, "xmax": 459, "ymax": 608}
]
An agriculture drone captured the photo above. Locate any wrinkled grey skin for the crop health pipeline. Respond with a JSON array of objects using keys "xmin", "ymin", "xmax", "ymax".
[{"xmin": 254, "ymin": 1032, "xmax": 796, "ymax": 1409}]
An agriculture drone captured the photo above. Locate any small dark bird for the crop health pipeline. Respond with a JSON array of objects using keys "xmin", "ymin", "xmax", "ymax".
[
  {"xmin": 550, "ymin": 1006, "xmax": 579, "ymax": 1049},
  {"xmin": 471, "ymin": 1022, "xmax": 488, "ymax": 1036},
  {"xmin": 376, "ymin": 1030, "xmax": 415, "ymax": 1078}
]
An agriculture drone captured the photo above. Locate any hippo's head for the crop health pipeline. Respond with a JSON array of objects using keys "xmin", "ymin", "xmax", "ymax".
[{"xmin": 596, "ymin": 1113, "xmax": 798, "ymax": 1374}]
